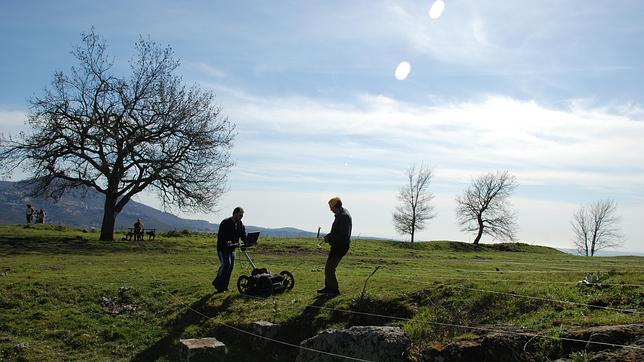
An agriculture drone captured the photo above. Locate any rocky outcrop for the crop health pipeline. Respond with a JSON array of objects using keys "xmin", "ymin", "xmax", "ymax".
[
  {"xmin": 562, "ymin": 324, "xmax": 644, "ymax": 362},
  {"xmin": 561, "ymin": 324, "xmax": 643, "ymax": 353},
  {"xmin": 296, "ymin": 326, "xmax": 410, "ymax": 362},
  {"xmin": 420, "ymin": 326, "xmax": 537, "ymax": 362},
  {"xmin": 419, "ymin": 324, "xmax": 644, "ymax": 362}
]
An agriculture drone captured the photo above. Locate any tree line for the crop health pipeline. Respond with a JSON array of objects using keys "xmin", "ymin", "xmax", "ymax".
[{"xmin": 392, "ymin": 164, "xmax": 623, "ymax": 256}]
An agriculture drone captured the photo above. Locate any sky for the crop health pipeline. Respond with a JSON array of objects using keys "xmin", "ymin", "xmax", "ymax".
[{"xmin": 1, "ymin": 1, "xmax": 643, "ymax": 252}]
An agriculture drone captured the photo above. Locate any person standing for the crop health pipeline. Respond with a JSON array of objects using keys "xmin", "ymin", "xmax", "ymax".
[
  {"xmin": 213, "ymin": 207, "xmax": 246, "ymax": 293},
  {"xmin": 36, "ymin": 208, "xmax": 46, "ymax": 224},
  {"xmin": 25, "ymin": 204, "xmax": 35, "ymax": 224},
  {"xmin": 133, "ymin": 218, "xmax": 144, "ymax": 240},
  {"xmin": 318, "ymin": 197, "xmax": 352, "ymax": 296}
]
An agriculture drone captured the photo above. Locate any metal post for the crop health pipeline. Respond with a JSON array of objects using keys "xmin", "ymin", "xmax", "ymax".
[{"xmin": 241, "ymin": 248, "xmax": 257, "ymax": 270}]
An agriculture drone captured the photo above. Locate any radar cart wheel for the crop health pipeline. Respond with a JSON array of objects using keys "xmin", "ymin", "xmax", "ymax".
[
  {"xmin": 279, "ymin": 270, "xmax": 295, "ymax": 290},
  {"xmin": 237, "ymin": 275, "xmax": 250, "ymax": 294}
]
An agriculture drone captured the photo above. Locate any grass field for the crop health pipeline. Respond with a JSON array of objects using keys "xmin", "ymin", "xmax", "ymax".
[{"xmin": 0, "ymin": 224, "xmax": 642, "ymax": 361}]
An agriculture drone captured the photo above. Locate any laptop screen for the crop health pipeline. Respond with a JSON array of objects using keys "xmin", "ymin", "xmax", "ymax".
[{"xmin": 244, "ymin": 232, "xmax": 260, "ymax": 246}]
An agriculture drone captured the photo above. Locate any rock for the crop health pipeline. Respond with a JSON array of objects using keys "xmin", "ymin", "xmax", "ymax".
[
  {"xmin": 561, "ymin": 324, "xmax": 644, "ymax": 354},
  {"xmin": 422, "ymin": 340, "xmax": 483, "ymax": 362},
  {"xmin": 296, "ymin": 325, "xmax": 410, "ymax": 362},
  {"xmin": 249, "ymin": 320, "xmax": 281, "ymax": 351},
  {"xmin": 179, "ymin": 337, "xmax": 225, "ymax": 362},
  {"xmin": 419, "ymin": 324, "xmax": 644, "ymax": 362},
  {"xmin": 587, "ymin": 347, "xmax": 644, "ymax": 362},
  {"xmin": 420, "ymin": 326, "xmax": 537, "ymax": 362},
  {"xmin": 481, "ymin": 329, "xmax": 534, "ymax": 361}
]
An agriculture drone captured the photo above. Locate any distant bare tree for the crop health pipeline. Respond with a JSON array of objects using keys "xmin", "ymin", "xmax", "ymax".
[
  {"xmin": 392, "ymin": 164, "xmax": 436, "ymax": 243},
  {"xmin": 571, "ymin": 199, "xmax": 623, "ymax": 256},
  {"xmin": 0, "ymin": 30, "xmax": 235, "ymax": 241},
  {"xmin": 456, "ymin": 171, "xmax": 518, "ymax": 245}
]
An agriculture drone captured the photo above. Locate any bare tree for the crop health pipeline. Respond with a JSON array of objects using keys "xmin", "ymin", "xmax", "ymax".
[
  {"xmin": 571, "ymin": 199, "xmax": 623, "ymax": 256},
  {"xmin": 456, "ymin": 171, "xmax": 518, "ymax": 245},
  {"xmin": 392, "ymin": 164, "xmax": 436, "ymax": 243},
  {"xmin": 0, "ymin": 30, "xmax": 235, "ymax": 241}
]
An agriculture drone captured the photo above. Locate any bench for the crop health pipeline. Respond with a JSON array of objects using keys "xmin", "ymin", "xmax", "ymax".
[{"xmin": 124, "ymin": 228, "xmax": 156, "ymax": 241}]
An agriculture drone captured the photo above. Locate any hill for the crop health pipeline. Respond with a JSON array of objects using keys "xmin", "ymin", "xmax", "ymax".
[
  {"xmin": 0, "ymin": 225, "xmax": 641, "ymax": 361},
  {"xmin": 0, "ymin": 179, "xmax": 316, "ymax": 237}
]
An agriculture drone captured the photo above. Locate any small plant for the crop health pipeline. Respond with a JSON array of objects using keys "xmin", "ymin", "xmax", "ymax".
[
  {"xmin": 578, "ymin": 272, "xmax": 608, "ymax": 287},
  {"xmin": 100, "ymin": 287, "xmax": 141, "ymax": 316},
  {"xmin": 358, "ymin": 265, "xmax": 382, "ymax": 300},
  {"xmin": 570, "ymin": 350, "xmax": 594, "ymax": 362}
]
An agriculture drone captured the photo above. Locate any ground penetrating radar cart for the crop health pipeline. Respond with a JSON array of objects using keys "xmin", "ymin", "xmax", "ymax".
[{"xmin": 236, "ymin": 232, "xmax": 295, "ymax": 296}]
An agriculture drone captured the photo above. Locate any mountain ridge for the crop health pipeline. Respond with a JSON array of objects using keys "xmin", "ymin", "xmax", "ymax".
[{"xmin": 0, "ymin": 180, "xmax": 316, "ymax": 237}]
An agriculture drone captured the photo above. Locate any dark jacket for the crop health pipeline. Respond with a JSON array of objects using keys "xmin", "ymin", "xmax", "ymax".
[
  {"xmin": 325, "ymin": 207, "xmax": 352, "ymax": 252},
  {"xmin": 217, "ymin": 216, "xmax": 246, "ymax": 252}
]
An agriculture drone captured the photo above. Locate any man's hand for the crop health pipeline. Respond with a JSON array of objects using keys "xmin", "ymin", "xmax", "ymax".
[{"xmin": 323, "ymin": 234, "xmax": 333, "ymax": 245}]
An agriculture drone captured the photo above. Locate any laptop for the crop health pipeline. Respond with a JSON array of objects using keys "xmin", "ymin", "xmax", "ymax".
[{"xmin": 243, "ymin": 232, "xmax": 260, "ymax": 247}]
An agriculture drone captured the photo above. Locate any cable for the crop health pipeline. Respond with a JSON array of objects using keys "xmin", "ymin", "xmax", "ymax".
[
  {"xmin": 416, "ymin": 275, "xmax": 644, "ymax": 287},
  {"xmin": 418, "ymin": 268, "xmax": 644, "ymax": 274},
  {"xmin": 421, "ymin": 258, "xmax": 644, "ymax": 270}
]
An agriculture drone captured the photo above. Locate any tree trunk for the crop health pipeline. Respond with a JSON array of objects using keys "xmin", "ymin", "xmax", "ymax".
[
  {"xmin": 411, "ymin": 226, "xmax": 415, "ymax": 243},
  {"xmin": 473, "ymin": 215, "xmax": 484, "ymax": 245},
  {"xmin": 99, "ymin": 193, "xmax": 118, "ymax": 241}
]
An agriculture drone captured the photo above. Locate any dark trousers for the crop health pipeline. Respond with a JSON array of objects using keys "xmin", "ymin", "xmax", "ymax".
[
  {"xmin": 324, "ymin": 244, "xmax": 349, "ymax": 292},
  {"xmin": 214, "ymin": 250, "xmax": 235, "ymax": 291}
]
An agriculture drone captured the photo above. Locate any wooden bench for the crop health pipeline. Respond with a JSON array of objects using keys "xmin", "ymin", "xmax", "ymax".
[{"xmin": 124, "ymin": 228, "xmax": 156, "ymax": 241}]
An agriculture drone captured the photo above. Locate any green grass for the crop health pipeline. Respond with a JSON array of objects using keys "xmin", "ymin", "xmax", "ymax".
[{"xmin": 0, "ymin": 224, "xmax": 642, "ymax": 360}]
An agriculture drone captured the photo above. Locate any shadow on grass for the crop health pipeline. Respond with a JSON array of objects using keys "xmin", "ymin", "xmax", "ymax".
[
  {"xmin": 240, "ymin": 293, "xmax": 339, "ymax": 361},
  {"xmin": 131, "ymin": 293, "xmax": 241, "ymax": 361}
]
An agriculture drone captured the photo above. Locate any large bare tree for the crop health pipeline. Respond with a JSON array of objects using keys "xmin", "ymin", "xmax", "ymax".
[
  {"xmin": 456, "ymin": 171, "xmax": 518, "ymax": 245},
  {"xmin": 571, "ymin": 199, "xmax": 623, "ymax": 256},
  {"xmin": 0, "ymin": 30, "xmax": 235, "ymax": 241},
  {"xmin": 392, "ymin": 163, "xmax": 436, "ymax": 243}
]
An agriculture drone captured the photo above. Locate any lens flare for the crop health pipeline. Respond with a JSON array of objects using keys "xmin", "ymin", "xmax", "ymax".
[
  {"xmin": 394, "ymin": 61, "xmax": 411, "ymax": 80},
  {"xmin": 429, "ymin": 0, "xmax": 445, "ymax": 19}
]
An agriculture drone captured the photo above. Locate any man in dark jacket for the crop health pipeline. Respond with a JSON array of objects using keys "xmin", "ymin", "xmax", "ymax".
[
  {"xmin": 213, "ymin": 207, "xmax": 246, "ymax": 293},
  {"xmin": 318, "ymin": 197, "xmax": 352, "ymax": 296}
]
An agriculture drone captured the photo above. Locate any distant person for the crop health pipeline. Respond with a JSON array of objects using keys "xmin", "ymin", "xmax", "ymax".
[
  {"xmin": 133, "ymin": 218, "xmax": 144, "ymax": 241},
  {"xmin": 26, "ymin": 204, "xmax": 35, "ymax": 224},
  {"xmin": 36, "ymin": 208, "xmax": 46, "ymax": 224},
  {"xmin": 318, "ymin": 197, "xmax": 352, "ymax": 296},
  {"xmin": 213, "ymin": 207, "xmax": 247, "ymax": 293}
]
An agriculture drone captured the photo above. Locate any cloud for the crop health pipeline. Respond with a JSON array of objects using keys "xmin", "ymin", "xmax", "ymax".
[
  {"xmin": 0, "ymin": 109, "xmax": 28, "ymax": 136},
  {"xmin": 189, "ymin": 62, "xmax": 227, "ymax": 78},
  {"xmin": 210, "ymin": 84, "xmax": 644, "ymax": 197}
]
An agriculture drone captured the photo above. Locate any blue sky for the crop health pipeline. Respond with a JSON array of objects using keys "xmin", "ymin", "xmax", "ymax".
[{"xmin": 1, "ymin": 1, "xmax": 643, "ymax": 251}]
